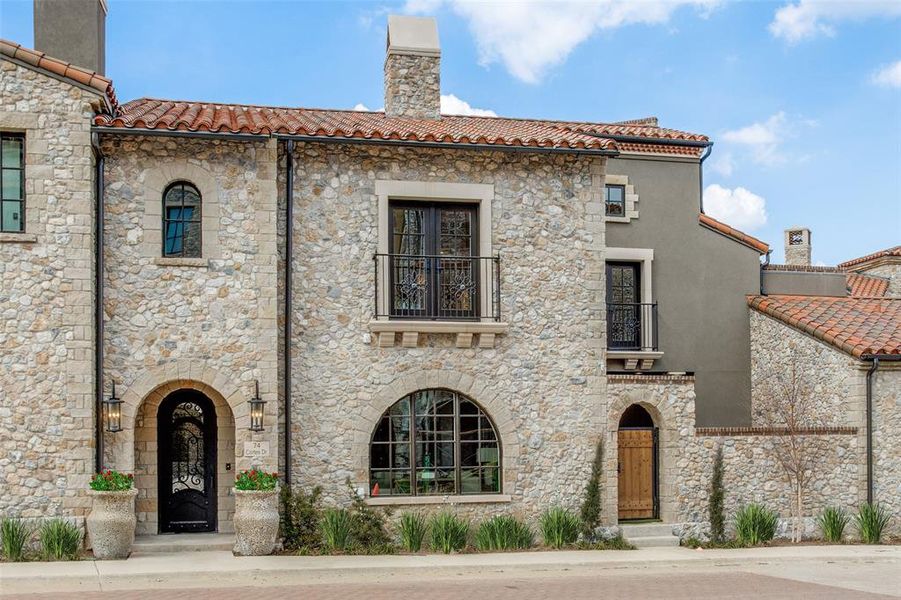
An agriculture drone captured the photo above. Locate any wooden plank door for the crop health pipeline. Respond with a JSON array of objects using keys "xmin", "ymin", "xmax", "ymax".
[{"xmin": 618, "ymin": 429, "xmax": 655, "ymax": 520}]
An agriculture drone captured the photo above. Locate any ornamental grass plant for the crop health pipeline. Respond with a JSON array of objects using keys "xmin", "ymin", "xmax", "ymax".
[
  {"xmin": 855, "ymin": 503, "xmax": 891, "ymax": 544},
  {"xmin": 818, "ymin": 506, "xmax": 850, "ymax": 543},
  {"xmin": 321, "ymin": 508, "xmax": 352, "ymax": 552},
  {"xmin": 429, "ymin": 513, "xmax": 469, "ymax": 554},
  {"xmin": 399, "ymin": 512, "xmax": 428, "ymax": 553},
  {"xmin": 1, "ymin": 517, "xmax": 32, "ymax": 562},
  {"xmin": 734, "ymin": 503, "xmax": 778, "ymax": 546},
  {"xmin": 39, "ymin": 519, "xmax": 81, "ymax": 561},
  {"xmin": 539, "ymin": 507, "xmax": 580, "ymax": 549},
  {"xmin": 475, "ymin": 515, "xmax": 533, "ymax": 551}
]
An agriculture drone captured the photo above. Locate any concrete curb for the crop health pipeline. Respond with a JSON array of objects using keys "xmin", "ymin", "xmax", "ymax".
[{"xmin": 1, "ymin": 545, "xmax": 898, "ymax": 596}]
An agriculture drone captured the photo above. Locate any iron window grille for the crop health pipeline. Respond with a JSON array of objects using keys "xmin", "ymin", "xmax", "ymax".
[
  {"xmin": 606, "ymin": 302, "xmax": 659, "ymax": 351},
  {"xmin": 605, "ymin": 184, "xmax": 626, "ymax": 217},
  {"xmin": 369, "ymin": 389, "xmax": 502, "ymax": 497},
  {"xmin": 1, "ymin": 133, "xmax": 25, "ymax": 233},
  {"xmin": 162, "ymin": 181, "xmax": 202, "ymax": 257}
]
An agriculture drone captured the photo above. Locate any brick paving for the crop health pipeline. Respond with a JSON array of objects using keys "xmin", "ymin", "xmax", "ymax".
[{"xmin": 5, "ymin": 570, "xmax": 894, "ymax": 600}]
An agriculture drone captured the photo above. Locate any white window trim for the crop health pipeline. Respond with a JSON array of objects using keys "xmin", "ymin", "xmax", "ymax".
[
  {"xmin": 374, "ymin": 179, "xmax": 495, "ymax": 322},
  {"xmin": 607, "ymin": 247, "xmax": 656, "ymax": 354},
  {"xmin": 604, "ymin": 175, "xmax": 639, "ymax": 223}
]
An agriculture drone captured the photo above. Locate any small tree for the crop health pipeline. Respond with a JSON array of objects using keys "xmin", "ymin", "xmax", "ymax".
[
  {"xmin": 580, "ymin": 437, "xmax": 604, "ymax": 536},
  {"xmin": 755, "ymin": 356, "xmax": 822, "ymax": 543},
  {"xmin": 708, "ymin": 443, "xmax": 725, "ymax": 543}
]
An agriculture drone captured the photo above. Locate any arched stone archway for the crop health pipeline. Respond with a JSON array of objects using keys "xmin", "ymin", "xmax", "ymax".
[{"xmin": 351, "ymin": 369, "xmax": 522, "ymax": 497}]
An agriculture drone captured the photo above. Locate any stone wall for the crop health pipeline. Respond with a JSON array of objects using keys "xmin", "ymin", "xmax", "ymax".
[
  {"xmin": 384, "ymin": 52, "xmax": 440, "ymax": 119},
  {"xmin": 0, "ymin": 59, "xmax": 99, "ymax": 521},
  {"xmin": 872, "ymin": 366, "xmax": 901, "ymax": 523},
  {"xmin": 98, "ymin": 135, "xmax": 280, "ymax": 533},
  {"xmin": 284, "ymin": 142, "xmax": 607, "ymax": 522}
]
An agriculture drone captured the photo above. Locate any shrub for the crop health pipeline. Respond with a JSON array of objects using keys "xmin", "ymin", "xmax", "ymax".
[
  {"xmin": 708, "ymin": 444, "xmax": 726, "ymax": 543},
  {"xmin": 580, "ymin": 438, "xmax": 604, "ymax": 536},
  {"xmin": 1, "ymin": 518, "xmax": 32, "ymax": 562},
  {"xmin": 734, "ymin": 504, "xmax": 778, "ymax": 546},
  {"xmin": 577, "ymin": 534, "xmax": 635, "ymax": 550},
  {"xmin": 345, "ymin": 480, "xmax": 392, "ymax": 552},
  {"xmin": 855, "ymin": 503, "xmax": 891, "ymax": 544},
  {"xmin": 321, "ymin": 508, "xmax": 352, "ymax": 552},
  {"xmin": 818, "ymin": 506, "xmax": 850, "ymax": 543},
  {"xmin": 89, "ymin": 470, "xmax": 134, "ymax": 492},
  {"xmin": 235, "ymin": 469, "xmax": 278, "ymax": 491},
  {"xmin": 280, "ymin": 486, "xmax": 322, "ymax": 552},
  {"xmin": 39, "ymin": 519, "xmax": 81, "ymax": 561},
  {"xmin": 429, "ymin": 513, "xmax": 469, "ymax": 554},
  {"xmin": 399, "ymin": 512, "xmax": 428, "ymax": 553},
  {"xmin": 540, "ymin": 507, "xmax": 580, "ymax": 549},
  {"xmin": 475, "ymin": 515, "xmax": 533, "ymax": 551}
]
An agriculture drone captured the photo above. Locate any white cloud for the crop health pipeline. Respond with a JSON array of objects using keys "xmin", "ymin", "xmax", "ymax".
[
  {"xmin": 440, "ymin": 94, "xmax": 497, "ymax": 116},
  {"xmin": 703, "ymin": 184, "xmax": 768, "ymax": 231},
  {"xmin": 871, "ymin": 60, "xmax": 901, "ymax": 88},
  {"xmin": 352, "ymin": 103, "xmax": 371, "ymax": 111},
  {"xmin": 405, "ymin": 0, "xmax": 720, "ymax": 83},
  {"xmin": 722, "ymin": 112, "xmax": 789, "ymax": 166},
  {"xmin": 769, "ymin": 0, "xmax": 901, "ymax": 43},
  {"xmin": 709, "ymin": 152, "xmax": 735, "ymax": 177}
]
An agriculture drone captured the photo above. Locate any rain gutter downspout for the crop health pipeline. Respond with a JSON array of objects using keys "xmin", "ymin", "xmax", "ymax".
[
  {"xmin": 759, "ymin": 250, "xmax": 772, "ymax": 295},
  {"xmin": 91, "ymin": 134, "xmax": 105, "ymax": 473},
  {"xmin": 284, "ymin": 140, "xmax": 294, "ymax": 486},
  {"xmin": 861, "ymin": 353, "xmax": 900, "ymax": 504},
  {"xmin": 698, "ymin": 143, "xmax": 713, "ymax": 213}
]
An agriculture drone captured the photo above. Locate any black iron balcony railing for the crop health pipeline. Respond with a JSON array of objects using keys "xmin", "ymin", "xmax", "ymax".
[
  {"xmin": 607, "ymin": 302, "xmax": 658, "ymax": 351},
  {"xmin": 374, "ymin": 253, "xmax": 501, "ymax": 321}
]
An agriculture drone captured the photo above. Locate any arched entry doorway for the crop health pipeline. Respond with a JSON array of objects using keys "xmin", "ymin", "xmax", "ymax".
[
  {"xmin": 617, "ymin": 404, "xmax": 658, "ymax": 521},
  {"xmin": 158, "ymin": 390, "xmax": 218, "ymax": 533}
]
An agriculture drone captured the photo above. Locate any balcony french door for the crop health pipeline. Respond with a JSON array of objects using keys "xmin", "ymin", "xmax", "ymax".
[
  {"xmin": 607, "ymin": 262, "xmax": 642, "ymax": 350},
  {"xmin": 389, "ymin": 202, "xmax": 478, "ymax": 320}
]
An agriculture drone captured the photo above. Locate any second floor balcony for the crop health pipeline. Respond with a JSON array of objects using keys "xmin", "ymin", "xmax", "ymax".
[{"xmin": 607, "ymin": 302, "xmax": 661, "ymax": 370}]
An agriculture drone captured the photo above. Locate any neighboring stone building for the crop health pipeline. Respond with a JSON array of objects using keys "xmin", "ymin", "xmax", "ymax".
[{"xmin": 0, "ymin": 1, "xmax": 898, "ymax": 549}]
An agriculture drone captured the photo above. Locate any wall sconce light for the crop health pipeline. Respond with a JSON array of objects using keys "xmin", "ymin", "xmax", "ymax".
[
  {"xmin": 103, "ymin": 381, "xmax": 122, "ymax": 433},
  {"xmin": 249, "ymin": 380, "xmax": 265, "ymax": 432}
]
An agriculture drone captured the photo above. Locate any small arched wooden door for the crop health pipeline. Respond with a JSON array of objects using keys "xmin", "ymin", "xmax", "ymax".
[
  {"xmin": 158, "ymin": 390, "xmax": 217, "ymax": 533},
  {"xmin": 617, "ymin": 404, "xmax": 658, "ymax": 520}
]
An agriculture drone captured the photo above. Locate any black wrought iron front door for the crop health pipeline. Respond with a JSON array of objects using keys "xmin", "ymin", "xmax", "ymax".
[
  {"xmin": 607, "ymin": 262, "xmax": 642, "ymax": 350},
  {"xmin": 158, "ymin": 390, "xmax": 217, "ymax": 533}
]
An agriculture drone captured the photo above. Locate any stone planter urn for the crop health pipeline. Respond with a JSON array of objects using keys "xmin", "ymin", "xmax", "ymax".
[
  {"xmin": 86, "ymin": 488, "xmax": 138, "ymax": 560},
  {"xmin": 233, "ymin": 488, "xmax": 279, "ymax": 556}
]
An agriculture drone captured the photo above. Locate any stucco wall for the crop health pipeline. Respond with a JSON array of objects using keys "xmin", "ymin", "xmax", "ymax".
[
  {"xmin": 283, "ymin": 142, "xmax": 607, "ymax": 520},
  {"xmin": 0, "ymin": 59, "xmax": 99, "ymax": 520},
  {"xmin": 605, "ymin": 156, "xmax": 762, "ymax": 427}
]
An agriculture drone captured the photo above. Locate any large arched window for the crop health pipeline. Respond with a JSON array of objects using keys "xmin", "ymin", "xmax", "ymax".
[
  {"xmin": 370, "ymin": 389, "xmax": 501, "ymax": 497},
  {"xmin": 163, "ymin": 181, "xmax": 202, "ymax": 257}
]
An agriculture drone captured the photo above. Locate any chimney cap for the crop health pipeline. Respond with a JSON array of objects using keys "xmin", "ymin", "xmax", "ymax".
[{"xmin": 387, "ymin": 15, "xmax": 440, "ymax": 57}]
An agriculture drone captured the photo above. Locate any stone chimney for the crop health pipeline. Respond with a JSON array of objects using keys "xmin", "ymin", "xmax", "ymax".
[
  {"xmin": 384, "ymin": 15, "xmax": 440, "ymax": 119},
  {"xmin": 784, "ymin": 227, "xmax": 812, "ymax": 266},
  {"xmin": 33, "ymin": 0, "xmax": 107, "ymax": 74}
]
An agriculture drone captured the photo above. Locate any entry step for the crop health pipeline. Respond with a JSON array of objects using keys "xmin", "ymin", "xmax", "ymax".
[
  {"xmin": 620, "ymin": 523, "xmax": 679, "ymax": 547},
  {"xmin": 132, "ymin": 533, "xmax": 234, "ymax": 554}
]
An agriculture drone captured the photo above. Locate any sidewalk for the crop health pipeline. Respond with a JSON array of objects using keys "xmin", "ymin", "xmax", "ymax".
[{"xmin": 1, "ymin": 544, "xmax": 899, "ymax": 596}]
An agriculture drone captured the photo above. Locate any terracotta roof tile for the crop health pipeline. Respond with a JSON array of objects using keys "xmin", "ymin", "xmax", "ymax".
[
  {"xmin": 698, "ymin": 213, "xmax": 770, "ymax": 254},
  {"xmin": 837, "ymin": 246, "xmax": 901, "ymax": 270},
  {"xmin": 0, "ymin": 39, "xmax": 117, "ymax": 111},
  {"xmin": 847, "ymin": 273, "xmax": 890, "ymax": 298},
  {"xmin": 748, "ymin": 295, "xmax": 901, "ymax": 358}
]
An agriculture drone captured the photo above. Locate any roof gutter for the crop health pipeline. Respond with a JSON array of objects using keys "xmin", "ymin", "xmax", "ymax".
[
  {"xmin": 861, "ymin": 353, "xmax": 901, "ymax": 504},
  {"xmin": 599, "ymin": 134, "xmax": 712, "ymax": 149},
  {"xmin": 91, "ymin": 126, "xmax": 269, "ymax": 141}
]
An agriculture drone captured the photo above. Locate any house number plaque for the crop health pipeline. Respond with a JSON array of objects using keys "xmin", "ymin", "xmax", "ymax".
[{"xmin": 244, "ymin": 441, "xmax": 270, "ymax": 459}]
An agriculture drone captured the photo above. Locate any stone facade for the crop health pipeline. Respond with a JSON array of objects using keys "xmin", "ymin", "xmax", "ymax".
[
  {"xmin": 872, "ymin": 365, "xmax": 901, "ymax": 523},
  {"xmin": 384, "ymin": 52, "xmax": 440, "ymax": 119},
  {"xmin": 284, "ymin": 142, "xmax": 607, "ymax": 521},
  {"xmin": 0, "ymin": 58, "xmax": 100, "ymax": 521}
]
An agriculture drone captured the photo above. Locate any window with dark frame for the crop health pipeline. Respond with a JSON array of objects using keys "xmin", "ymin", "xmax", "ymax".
[
  {"xmin": 1, "ymin": 133, "xmax": 25, "ymax": 233},
  {"xmin": 162, "ymin": 181, "xmax": 202, "ymax": 258},
  {"xmin": 788, "ymin": 230, "xmax": 804, "ymax": 245},
  {"xmin": 389, "ymin": 201, "xmax": 479, "ymax": 319},
  {"xmin": 369, "ymin": 389, "xmax": 501, "ymax": 497},
  {"xmin": 605, "ymin": 184, "xmax": 625, "ymax": 217}
]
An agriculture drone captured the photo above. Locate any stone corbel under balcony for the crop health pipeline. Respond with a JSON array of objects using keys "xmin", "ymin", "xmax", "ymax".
[
  {"xmin": 607, "ymin": 350, "xmax": 664, "ymax": 371},
  {"xmin": 368, "ymin": 320, "xmax": 509, "ymax": 349}
]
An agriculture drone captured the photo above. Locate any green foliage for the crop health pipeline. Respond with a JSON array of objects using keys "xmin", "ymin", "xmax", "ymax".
[
  {"xmin": 345, "ymin": 480, "xmax": 392, "ymax": 552},
  {"xmin": 854, "ymin": 503, "xmax": 891, "ymax": 544},
  {"xmin": 580, "ymin": 438, "xmax": 604, "ymax": 536},
  {"xmin": 575, "ymin": 534, "xmax": 635, "ymax": 550},
  {"xmin": 321, "ymin": 508, "xmax": 352, "ymax": 552},
  {"xmin": 539, "ymin": 507, "xmax": 580, "ymax": 549},
  {"xmin": 681, "ymin": 536, "xmax": 745, "ymax": 550},
  {"xmin": 1, "ymin": 518, "xmax": 32, "ymax": 562},
  {"xmin": 818, "ymin": 506, "xmax": 850, "ymax": 543},
  {"xmin": 280, "ymin": 485, "xmax": 322, "ymax": 553},
  {"xmin": 234, "ymin": 469, "xmax": 278, "ymax": 491},
  {"xmin": 475, "ymin": 515, "xmax": 533, "ymax": 551},
  {"xmin": 398, "ymin": 512, "xmax": 428, "ymax": 553},
  {"xmin": 429, "ymin": 513, "xmax": 469, "ymax": 554},
  {"xmin": 89, "ymin": 470, "xmax": 133, "ymax": 491},
  {"xmin": 734, "ymin": 504, "xmax": 778, "ymax": 546},
  {"xmin": 708, "ymin": 444, "xmax": 726, "ymax": 543},
  {"xmin": 39, "ymin": 519, "xmax": 81, "ymax": 561}
]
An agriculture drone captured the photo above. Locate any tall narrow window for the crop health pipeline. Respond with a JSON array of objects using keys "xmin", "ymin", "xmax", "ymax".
[
  {"xmin": 1, "ymin": 133, "xmax": 25, "ymax": 233},
  {"xmin": 370, "ymin": 389, "xmax": 501, "ymax": 496},
  {"xmin": 605, "ymin": 184, "xmax": 625, "ymax": 217},
  {"xmin": 163, "ymin": 182, "xmax": 202, "ymax": 257}
]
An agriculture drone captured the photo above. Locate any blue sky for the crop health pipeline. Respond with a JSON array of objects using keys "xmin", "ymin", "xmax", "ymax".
[{"xmin": 1, "ymin": 0, "xmax": 898, "ymax": 264}]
